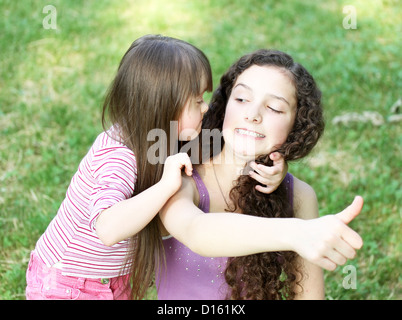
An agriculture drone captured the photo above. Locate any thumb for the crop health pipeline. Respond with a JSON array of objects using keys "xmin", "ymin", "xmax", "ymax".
[
  {"xmin": 269, "ymin": 152, "xmax": 282, "ymax": 162},
  {"xmin": 270, "ymin": 152, "xmax": 287, "ymax": 176},
  {"xmin": 270, "ymin": 152, "xmax": 285, "ymax": 168},
  {"xmin": 180, "ymin": 154, "xmax": 193, "ymax": 176},
  {"xmin": 336, "ymin": 196, "xmax": 364, "ymax": 224},
  {"xmin": 184, "ymin": 162, "xmax": 193, "ymax": 176}
]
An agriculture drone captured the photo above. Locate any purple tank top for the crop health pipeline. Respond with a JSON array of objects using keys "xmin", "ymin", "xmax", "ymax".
[{"xmin": 156, "ymin": 169, "xmax": 294, "ymax": 300}]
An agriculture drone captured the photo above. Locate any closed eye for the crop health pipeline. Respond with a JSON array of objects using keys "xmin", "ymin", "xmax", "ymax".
[{"xmin": 267, "ymin": 106, "xmax": 282, "ymax": 114}]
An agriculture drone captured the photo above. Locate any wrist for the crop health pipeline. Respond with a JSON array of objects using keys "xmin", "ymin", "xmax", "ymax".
[
  {"xmin": 155, "ymin": 179, "xmax": 178, "ymax": 200},
  {"xmin": 281, "ymin": 218, "xmax": 304, "ymax": 252},
  {"xmin": 256, "ymin": 217, "xmax": 304, "ymax": 253}
]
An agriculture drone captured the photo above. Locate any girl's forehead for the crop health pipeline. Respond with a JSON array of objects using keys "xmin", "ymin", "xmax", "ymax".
[
  {"xmin": 236, "ymin": 65, "xmax": 289, "ymax": 84},
  {"xmin": 195, "ymin": 74, "xmax": 210, "ymax": 96},
  {"xmin": 234, "ymin": 65, "xmax": 297, "ymax": 107}
]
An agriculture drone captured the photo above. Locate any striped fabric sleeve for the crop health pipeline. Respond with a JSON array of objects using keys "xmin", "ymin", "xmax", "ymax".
[{"xmin": 88, "ymin": 145, "xmax": 137, "ymax": 232}]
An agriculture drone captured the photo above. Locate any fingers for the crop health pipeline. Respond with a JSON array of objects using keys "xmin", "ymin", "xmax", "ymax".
[
  {"xmin": 334, "ymin": 196, "xmax": 364, "ymax": 250},
  {"xmin": 249, "ymin": 168, "xmax": 277, "ymax": 194},
  {"xmin": 269, "ymin": 152, "xmax": 281, "ymax": 161},
  {"xmin": 335, "ymin": 237, "xmax": 357, "ymax": 259},
  {"xmin": 336, "ymin": 196, "xmax": 364, "ymax": 224},
  {"xmin": 301, "ymin": 215, "xmax": 363, "ymax": 271},
  {"xmin": 341, "ymin": 224, "xmax": 363, "ymax": 250},
  {"xmin": 248, "ymin": 161, "xmax": 280, "ymax": 180},
  {"xmin": 316, "ymin": 228, "xmax": 361, "ymax": 271},
  {"xmin": 332, "ymin": 197, "xmax": 364, "ymax": 255},
  {"xmin": 270, "ymin": 152, "xmax": 287, "ymax": 172},
  {"xmin": 248, "ymin": 155, "xmax": 287, "ymax": 194},
  {"xmin": 324, "ymin": 219, "xmax": 362, "ymax": 268},
  {"xmin": 312, "ymin": 241, "xmax": 356, "ymax": 271},
  {"xmin": 254, "ymin": 184, "xmax": 276, "ymax": 194},
  {"xmin": 325, "ymin": 247, "xmax": 349, "ymax": 267},
  {"xmin": 316, "ymin": 258, "xmax": 337, "ymax": 271},
  {"xmin": 319, "ymin": 243, "xmax": 357, "ymax": 271},
  {"xmin": 249, "ymin": 161, "xmax": 279, "ymax": 176},
  {"xmin": 248, "ymin": 166, "xmax": 277, "ymax": 192},
  {"xmin": 166, "ymin": 153, "xmax": 193, "ymax": 176},
  {"xmin": 178, "ymin": 153, "xmax": 193, "ymax": 176}
]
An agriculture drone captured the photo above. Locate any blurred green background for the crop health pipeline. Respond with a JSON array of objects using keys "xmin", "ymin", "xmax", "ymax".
[{"xmin": 0, "ymin": 0, "xmax": 400, "ymax": 300}]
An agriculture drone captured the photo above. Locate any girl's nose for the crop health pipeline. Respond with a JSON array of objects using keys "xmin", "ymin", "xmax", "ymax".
[{"xmin": 245, "ymin": 105, "xmax": 262, "ymax": 123}]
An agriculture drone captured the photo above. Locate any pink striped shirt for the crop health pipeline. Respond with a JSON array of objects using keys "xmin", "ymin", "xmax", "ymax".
[{"xmin": 35, "ymin": 127, "xmax": 137, "ymax": 278}]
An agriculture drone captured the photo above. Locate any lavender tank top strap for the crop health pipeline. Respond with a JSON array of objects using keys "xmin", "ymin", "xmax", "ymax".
[
  {"xmin": 284, "ymin": 173, "xmax": 294, "ymax": 208},
  {"xmin": 191, "ymin": 168, "xmax": 210, "ymax": 213}
]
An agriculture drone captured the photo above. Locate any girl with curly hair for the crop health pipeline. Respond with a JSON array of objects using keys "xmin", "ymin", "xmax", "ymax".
[{"xmin": 156, "ymin": 49, "xmax": 364, "ymax": 299}]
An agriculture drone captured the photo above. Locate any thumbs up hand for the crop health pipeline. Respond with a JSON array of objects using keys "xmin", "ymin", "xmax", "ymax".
[
  {"xmin": 336, "ymin": 196, "xmax": 364, "ymax": 224},
  {"xmin": 293, "ymin": 196, "xmax": 364, "ymax": 271}
]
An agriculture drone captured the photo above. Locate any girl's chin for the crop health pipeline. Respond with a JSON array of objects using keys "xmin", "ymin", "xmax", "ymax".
[
  {"xmin": 226, "ymin": 151, "xmax": 260, "ymax": 164},
  {"xmin": 219, "ymin": 145, "xmax": 263, "ymax": 163},
  {"xmin": 234, "ymin": 147, "xmax": 268, "ymax": 159}
]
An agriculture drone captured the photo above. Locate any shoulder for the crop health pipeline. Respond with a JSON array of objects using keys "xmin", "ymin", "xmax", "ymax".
[
  {"xmin": 179, "ymin": 171, "xmax": 200, "ymax": 206},
  {"xmin": 90, "ymin": 130, "xmax": 137, "ymax": 171},
  {"xmin": 94, "ymin": 129, "xmax": 134, "ymax": 156},
  {"xmin": 292, "ymin": 176, "xmax": 318, "ymax": 220},
  {"xmin": 83, "ymin": 132, "xmax": 137, "ymax": 185}
]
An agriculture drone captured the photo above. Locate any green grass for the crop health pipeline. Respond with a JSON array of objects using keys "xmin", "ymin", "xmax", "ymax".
[{"xmin": 1, "ymin": 0, "xmax": 400, "ymax": 300}]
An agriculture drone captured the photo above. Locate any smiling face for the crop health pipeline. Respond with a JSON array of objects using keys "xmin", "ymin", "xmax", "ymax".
[{"xmin": 222, "ymin": 65, "xmax": 297, "ymax": 161}]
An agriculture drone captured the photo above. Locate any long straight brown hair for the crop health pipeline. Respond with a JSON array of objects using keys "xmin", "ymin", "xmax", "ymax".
[{"xmin": 101, "ymin": 35, "xmax": 212, "ymax": 299}]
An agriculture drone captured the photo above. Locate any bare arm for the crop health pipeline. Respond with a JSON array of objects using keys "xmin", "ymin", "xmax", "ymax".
[
  {"xmin": 159, "ymin": 176, "xmax": 302, "ymax": 256},
  {"xmin": 96, "ymin": 153, "xmax": 193, "ymax": 246},
  {"xmin": 159, "ymin": 175, "xmax": 363, "ymax": 271},
  {"xmin": 96, "ymin": 181, "xmax": 177, "ymax": 246}
]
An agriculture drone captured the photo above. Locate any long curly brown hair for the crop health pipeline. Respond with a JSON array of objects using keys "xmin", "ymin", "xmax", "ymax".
[{"xmin": 202, "ymin": 49, "xmax": 324, "ymax": 299}]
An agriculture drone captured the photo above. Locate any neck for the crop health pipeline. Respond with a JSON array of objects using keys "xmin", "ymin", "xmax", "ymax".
[{"xmin": 209, "ymin": 148, "xmax": 253, "ymax": 182}]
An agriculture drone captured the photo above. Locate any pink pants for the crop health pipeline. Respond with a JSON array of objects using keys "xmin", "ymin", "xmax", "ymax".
[{"xmin": 26, "ymin": 251, "xmax": 131, "ymax": 300}]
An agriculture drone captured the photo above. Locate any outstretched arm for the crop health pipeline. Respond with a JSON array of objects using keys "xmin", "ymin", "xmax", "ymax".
[
  {"xmin": 96, "ymin": 153, "xmax": 193, "ymax": 246},
  {"xmin": 160, "ymin": 176, "xmax": 301, "ymax": 256},
  {"xmin": 159, "ymin": 175, "xmax": 363, "ymax": 271}
]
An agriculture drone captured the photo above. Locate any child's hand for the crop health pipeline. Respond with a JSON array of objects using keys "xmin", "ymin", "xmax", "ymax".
[
  {"xmin": 161, "ymin": 153, "xmax": 193, "ymax": 194},
  {"xmin": 293, "ymin": 196, "xmax": 364, "ymax": 271},
  {"xmin": 249, "ymin": 152, "xmax": 288, "ymax": 194}
]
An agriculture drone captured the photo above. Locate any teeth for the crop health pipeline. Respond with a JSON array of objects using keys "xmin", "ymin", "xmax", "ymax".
[{"xmin": 236, "ymin": 129, "xmax": 265, "ymax": 138}]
